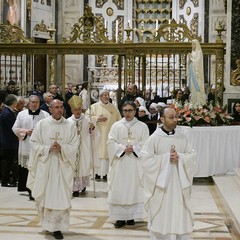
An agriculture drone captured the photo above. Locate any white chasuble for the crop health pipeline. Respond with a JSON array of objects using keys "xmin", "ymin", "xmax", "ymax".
[
  {"xmin": 140, "ymin": 127, "xmax": 196, "ymax": 236},
  {"xmin": 107, "ymin": 117, "xmax": 149, "ymax": 220},
  {"xmin": 27, "ymin": 116, "xmax": 78, "ymax": 231},
  {"xmin": 86, "ymin": 101, "xmax": 122, "ymax": 159}
]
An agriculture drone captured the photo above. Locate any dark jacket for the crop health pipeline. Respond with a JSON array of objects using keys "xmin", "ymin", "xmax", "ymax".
[
  {"xmin": 40, "ymin": 102, "xmax": 50, "ymax": 114},
  {"xmin": 0, "ymin": 107, "xmax": 18, "ymax": 149}
]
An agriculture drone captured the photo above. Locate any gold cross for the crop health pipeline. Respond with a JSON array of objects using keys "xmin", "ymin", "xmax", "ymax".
[
  {"xmin": 50, "ymin": 132, "xmax": 62, "ymax": 143},
  {"xmin": 124, "ymin": 129, "xmax": 135, "ymax": 144}
]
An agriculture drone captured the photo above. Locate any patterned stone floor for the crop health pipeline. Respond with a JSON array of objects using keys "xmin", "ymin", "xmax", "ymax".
[{"xmin": 0, "ymin": 178, "xmax": 239, "ymax": 240}]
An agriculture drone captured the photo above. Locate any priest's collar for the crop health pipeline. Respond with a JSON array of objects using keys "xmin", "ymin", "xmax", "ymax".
[
  {"xmin": 161, "ymin": 126, "xmax": 175, "ymax": 135},
  {"xmin": 122, "ymin": 117, "xmax": 138, "ymax": 128},
  {"xmin": 50, "ymin": 116, "xmax": 64, "ymax": 123},
  {"xmin": 99, "ymin": 99, "xmax": 109, "ymax": 106},
  {"xmin": 72, "ymin": 114, "xmax": 84, "ymax": 121},
  {"xmin": 28, "ymin": 108, "xmax": 40, "ymax": 115}
]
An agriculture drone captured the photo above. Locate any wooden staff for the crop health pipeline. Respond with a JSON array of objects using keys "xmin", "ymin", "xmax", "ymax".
[{"xmin": 87, "ymin": 81, "xmax": 96, "ymax": 198}]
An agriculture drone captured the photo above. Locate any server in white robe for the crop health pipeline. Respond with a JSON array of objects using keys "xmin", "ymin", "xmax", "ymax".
[
  {"xmin": 12, "ymin": 95, "xmax": 49, "ymax": 199},
  {"xmin": 140, "ymin": 107, "xmax": 197, "ymax": 240},
  {"xmin": 67, "ymin": 95, "xmax": 97, "ymax": 197},
  {"xmin": 26, "ymin": 99, "xmax": 78, "ymax": 240},
  {"xmin": 107, "ymin": 101, "xmax": 149, "ymax": 228}
]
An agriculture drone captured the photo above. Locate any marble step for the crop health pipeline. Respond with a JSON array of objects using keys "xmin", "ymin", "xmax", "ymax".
[{"xmin": 213, "ymin": 169, "xmax": 240, "ymax": 232}]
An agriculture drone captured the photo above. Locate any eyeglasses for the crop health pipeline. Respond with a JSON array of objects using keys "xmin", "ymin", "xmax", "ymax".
[{"xmin": 122, "ymin": 109, "xmax": 134, "ymax": 113}]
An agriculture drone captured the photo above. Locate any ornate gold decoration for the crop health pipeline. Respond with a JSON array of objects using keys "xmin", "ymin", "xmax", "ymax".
[
  {"xmin": 125, "ymin": 54, "xmax": 134, "ymax": 85},
  {"xmin": 215, "ymin": 20, "xmax": 226, "ymax": 43},
  {"xmin": 231, "ymin": 59, "xmax": 240, "ymax": 86},
  {"xmin": 179, "ymin": 0, "xmax": 187, "ymax": 9},
  {"xmin": 114, "ymin": 17, "xmax": 124, "ymax": 43},
  {"xmin": 63, "ymin": 5, "xmax": 111, "ymax": 43},
  {"xmin": 113, "ymin": 0, "xmax": 124, "ymax": 10},
  {"xmin": 190, "ymin": 13, "xmax": 199, "ymax": 39},
  {"xmin": 135, "ymin": 0, "xmax": 172, "ymax": 30},
  {"xmin": 179, "ymin": 15, "xmax": 186, "ymax": 24},
  {"xmin": 96, "ymin": 0, "xmax": 107, "ymax": 8},
  {"xmin": 26, "ymin": 0, "xmax": 31, "ymax": 20},
  {"xmin": 33, "ymin": 20, "xmax": 48, "ymax": 32},
  {"xmin": 190, "ymin": 0, "xmax": 199, "ymax": 7},
  {"xmin": 48, "ymin": 54, "xmax": 57, "ymax": 85},
  {"xmin": 0, "ymin": 21, "xmax": 32, "ymax": 43},
  {"xmin": 152, "ymin": 19, "xmax": 201, "ymax": 43},
  {"xmin": 215, "ymin": 52, "xmax": 224, "ymax": 101},
  {"xmin": 96, "ymin": 55, "xmax": 105, "ymax": 66},
  {"xmin": 106, "ymin": 7, "xmax": 114, "ymax": 16},
  {"xmin": 26, "ymin": 57, "xmax": 31, "ymax": 82},
  {"xmin": 186, "ymin": 7, "xmax": 191, "ymax": 15},
  {"xmin": 124, "ymin": 22, "xmax": 133, "ymax": 43},
  {"xmin": 47, "ymin": 23, "xmax": 56, "ymax": 43}
]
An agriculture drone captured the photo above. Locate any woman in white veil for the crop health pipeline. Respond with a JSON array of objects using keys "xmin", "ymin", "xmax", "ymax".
[{"xmin": 187, "ymin": 39, "xmax": 206, "ymax": 105}]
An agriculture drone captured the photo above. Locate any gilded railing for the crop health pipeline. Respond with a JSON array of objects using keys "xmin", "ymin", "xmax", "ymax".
[{"xmin": 0, "ymin": 5, "xmax": 226, "ymax": 105}]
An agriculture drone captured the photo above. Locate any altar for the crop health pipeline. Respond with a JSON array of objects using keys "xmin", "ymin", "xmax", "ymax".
[{"xmin": 178, "ymin": 125, "xmax": 240, "ymax": 177}]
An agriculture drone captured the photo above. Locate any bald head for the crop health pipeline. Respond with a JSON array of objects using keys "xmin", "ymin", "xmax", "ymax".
[
  {"xmin": 49, "ymin": 99, "xmax": 64, "ymax": 120},
  {"xmin": 160, "ymin": 107, "xmax": 178, "ymax": 132}
]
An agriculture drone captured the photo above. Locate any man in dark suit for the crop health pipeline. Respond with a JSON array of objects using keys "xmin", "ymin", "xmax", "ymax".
[
  {"xmin": 40, "ymin": 92, "xmax": 53, "ymax": 114},
  {"xmin": 118, "ymin": 84, "xmax": 140, "ymax": 113},
  {"xmin": 0, "ymin": 94, "xmax": 19, "ymax": 187}
]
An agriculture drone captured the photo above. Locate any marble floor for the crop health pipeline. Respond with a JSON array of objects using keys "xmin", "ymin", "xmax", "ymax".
[{"xmin": 0, "ymin": 176, "xmax": 240, "ymax": 240}]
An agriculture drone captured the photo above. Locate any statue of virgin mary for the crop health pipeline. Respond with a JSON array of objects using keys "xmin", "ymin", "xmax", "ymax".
[{"xmin": 187, "ymin": 39, "xmax": 207, "ymax": 105}]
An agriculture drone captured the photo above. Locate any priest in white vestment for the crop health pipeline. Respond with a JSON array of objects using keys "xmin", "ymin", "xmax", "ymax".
[
  {"xmin": 27, "ymin": 100, "xmax": 78, "ymax": 240},
  {"xmin": 107, "ymin": 101, "xmax": 149, "ymax": 228},
  {"xmin": 67, "ymin": 95, "xmax": 98, "ymax": 197},
  {"xmin": 12, "ymin": 95, "xmax": 49, "ymax": 199},
  {"xmin": 140, "ymin": 107, "xmax": 196, "ymax": 240},
  {"xmin": 85, "ymin": 89, "xmax": 122, "ymax": 181}
]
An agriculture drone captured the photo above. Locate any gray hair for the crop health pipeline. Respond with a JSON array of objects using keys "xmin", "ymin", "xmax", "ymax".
[
  {"xmin": 4, "ymin": 94, "xmax": 18, "ymax": 106},
  {"xmin": 43, "ymin": 92, "xmax": 53, "ymax": 99},
  {"xmin": 29, "ymin": 95, "xmax": 40, "ymax": 102}
]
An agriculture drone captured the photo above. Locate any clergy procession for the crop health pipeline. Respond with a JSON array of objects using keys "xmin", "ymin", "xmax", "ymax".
[{"xmin": 0, "ymin": 82, "xmax": 196, "ymax": 240}]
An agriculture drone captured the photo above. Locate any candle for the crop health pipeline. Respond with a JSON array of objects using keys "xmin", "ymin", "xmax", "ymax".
[
  {"xmin": 156, "ymin": 19, "xmax": 158, "ymax": 30},
  {"xmin": 116, "ymin": 20, "xmax": 118, "ymax": 42},
  {"xmin": 128, "ymin": 20, "xmax": 131, "ymax": 27},
  {"xmin": 105, "ymin": 20, "xmax": 107, "ymax": 28}
]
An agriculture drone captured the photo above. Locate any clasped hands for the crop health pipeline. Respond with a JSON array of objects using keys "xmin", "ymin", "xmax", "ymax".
[
  {"xmin": 26, "ymin": 129, "xmax": 33, "ymax": 136},
  {"xmin": 125, "ymin": 144, "xmax": 133, "ymax": 154},
  {"xmin": 97, "ymin": 114, "xmax": 108, "ymax": 123},
  {"xmin": 170, "ymin": 147, "xmax": 179, "ymax": 164},
  {"xmin": 50, "ymin": 142, "xmax": 61, "ymax": 153}
]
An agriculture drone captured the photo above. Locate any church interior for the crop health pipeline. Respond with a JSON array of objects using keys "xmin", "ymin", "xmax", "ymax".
[{"xmin": 1, "ymin": 0, "xmax": 240, "ymax": 239}]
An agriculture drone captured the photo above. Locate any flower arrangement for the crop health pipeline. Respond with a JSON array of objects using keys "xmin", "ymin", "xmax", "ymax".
[{"xmin": 175, "ymin": 101, "xmax": 234, "ymax": 127}]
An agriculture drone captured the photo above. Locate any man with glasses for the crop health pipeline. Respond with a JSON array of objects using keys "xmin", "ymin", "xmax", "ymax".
[
  {"xmin": 141, "ymin": 107, "xmax": 196, "ymax": 240},
  {"xmin": 107, "ymin": 101, "xmax": 149, "ymax": 228}
]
